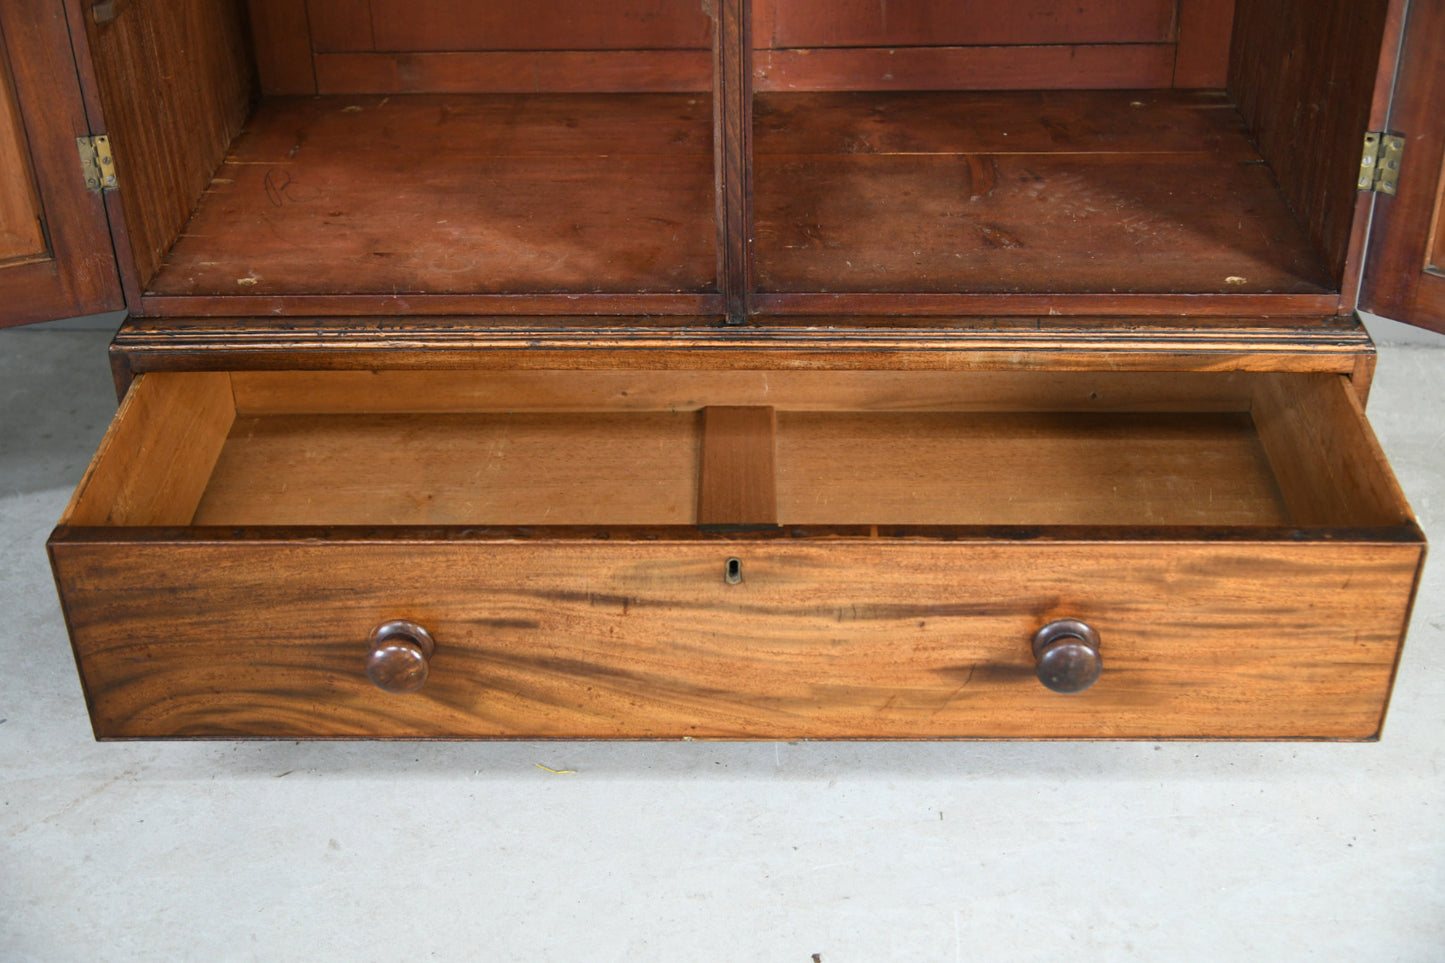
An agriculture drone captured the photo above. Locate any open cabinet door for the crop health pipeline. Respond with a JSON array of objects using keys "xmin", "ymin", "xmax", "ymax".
[
  {"xmin": 0, "ymin": 0, "xmax": 123, "ymax": 328},
  {"xmin": 1360, "ymin": 0, "xmax": 1445, "ymax": 332}
]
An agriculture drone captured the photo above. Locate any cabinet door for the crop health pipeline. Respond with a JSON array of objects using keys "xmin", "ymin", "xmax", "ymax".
[
  {"xmin": 1360, "ymin": 0, "xmax": 1445, "ymax": 332},
  {"xmin": 0, "ymin": 0, "xmax": 123, "ymax": 328}
]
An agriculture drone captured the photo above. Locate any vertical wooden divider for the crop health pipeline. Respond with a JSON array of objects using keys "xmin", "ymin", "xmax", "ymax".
[
  {"xmin": 714, "ymin": 0, "xmax": 754, "ymax": 323},
  {"xmin": 697, "ymin": 406, "xmax": 778, "ymax": 527}
]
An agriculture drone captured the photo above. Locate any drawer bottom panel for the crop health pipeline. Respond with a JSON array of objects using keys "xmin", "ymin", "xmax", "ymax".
[{"xmin": 50, "ymin": 538, "xmax": 1421, "ymax": 740}]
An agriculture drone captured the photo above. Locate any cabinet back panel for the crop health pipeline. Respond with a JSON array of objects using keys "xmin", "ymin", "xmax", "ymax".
[
  {"xmin": 363, "ymin": 0, "xmax": 712, "ymax": 52},
  {"xmin": 763, "ymin": 0, "xmax": 1176, "ymax": 47},
  {"xmin": 286, "ymin": 0, "xmax": 715, "ymax": 94},
  {"xmin": 85, "ymin": 0, "xmax": 253, "ymax": 291},
  {"xmin": 307, "ymin": 0, "xmax": 375, "ymax": 52},
  {"xmin": 258, "ymin": 1, "xmax": 1242, "ymax": 95},
  {"xmin": 752, "ymin": 0, "xmax": 1235, "ymax": 91}
]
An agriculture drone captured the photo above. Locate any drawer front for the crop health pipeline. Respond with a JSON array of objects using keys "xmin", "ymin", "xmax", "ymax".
[{"xmin": 51, "ymin": 537, "xmax": 1421, "ymax": 740}]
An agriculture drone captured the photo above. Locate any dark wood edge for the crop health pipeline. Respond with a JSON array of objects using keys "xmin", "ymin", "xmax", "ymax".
[
  {"xmin": 748, "ymin": 293, "xmax": 1345, "ymax": 316},
  {"xmin": 105, "ymin": 316, "xmax": 1375, "ymax": 391},
  {"xmin": 133, "ymin": 294, "xmax": 1350, "ymax": 319},
  {"xmin": 44, "ymin": 538, "xmax": 104, "ymax": 741},
  {"xmin": 1372, "ymin": 541, "xmax": 1430, "ymax": 740},
  {"xmin": 48, "ymin": 522, "xmax": 1426, "ymax": 546},
  {"xmin": 101, "ymin": 317, "xmax": 1379, "ymax": 399},
  {"xmin": 59, "ymin": 0, "xmax": 144, "ymax": 312},
  {"xmin": 1359, "ymin": 0, "xmax": 1445, "ymax": 331},
  {"xmin": 137, "ymin": 293, "xmax": 728, "ymax": 317},
  {"xmin": 715, "ymin": 0, "xmax": 753, "ymax": 322},
  {"xmin": 110, "ymin": 317, "xmax": 1375, "ymax": 350},
  {"xmin": 1337, "ymin": 0, "xmax": 1410, "ymax": 308}
]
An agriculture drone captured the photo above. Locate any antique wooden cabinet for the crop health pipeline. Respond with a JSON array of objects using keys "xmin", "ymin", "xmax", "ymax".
[{"xmin": 2, "ymin": 0, "xmax": 1440, "ymax": 739}]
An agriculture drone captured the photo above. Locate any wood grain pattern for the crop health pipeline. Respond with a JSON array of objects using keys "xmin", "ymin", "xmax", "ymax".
[
  {"xmin": 747, "ymin": 293, "xmax": 1343, "ymax": 317},
  {"xmin": 49, "ymin": 535, "xmax": 1423, "ymax": 739},
  {"xmin": 246, "ymin": 0, "xmax": 316, "ymax": 95},
  {"xmin": 306, "ymin": 0, "xmax": 375, "ymax": 52},
  {"xmin": 106, "ymin": 315, "xmax": 1377, "ymax": 385},
  {"xmin": 0, "ymin": 0, "xmax": 123, "ymax": 327},
  {"xmin": 776, "ymin": 411, "xmax": 1286, "ymax": 526},
  {"xmin": 753, "ymin": 89, "xmax": 1257, "ymax": 157},
  {"xmin": 766, "ymin": 0, "xmax": 1176, "ymax": 47},
  {"xmin": 752, "ymin": 0, "xmax": 777, "ymax": 50},
  {"xmin": 66, "ymin": 366, "xmax": 1408, "ymax": 532},
  {"xmin": 314, "ymin": 50, "xmax": 713, "ymax": 94},
  {"xmin": 1359, "ymin": 0, "xmax": 1445, "ymax": 332},
  {"xmin": 1251, "ymin": 373, "xmax": 1415, "ymax": 528},
  {"xmin": 754, "ymin": 44, "xmax": 1176, "ymax": 93},
  {"xmin": 366, "ymin": 0, "xmax": 712, "ymax": 51},
  {"xmin": 145, "ymin": 94, "xmax": 717, "ymax": 299},
  {"xmin": 1229, "ymin": 0, "xmax": 1392, "ymax": 294},
  {"xmin": 1173, "ymin": 0, "xmax": 1235, "ymax": 88},
  {"xmin": 83, "ymin": 0, "xmax": 253, "ymax": 293},
  {"xmin": 716, "ymin": 0, "xmax": 753, "ymax": 320},
  {"xmin": 62, "ymin": 372, "xmax": 235, "ymax": 527},
  {"xmin": 697, "ymin": 406, "xmax": 777, "ymax": 526},
  {"xmin": 192, "ymin": 411, "xmax": 700, "ymax": 526},
  {"xmin": 0, "ymin": 43, "xmax": 44, "ymax": 263},
  {"xmin": 141, "ymin": 294, "xmax": 727, "ymax": 318},
  {"xmin": 753, "ymin": 91, "xmax": 1334, "ymax": 297},
  {"xmin": 225, "ymin": 369, "xmax": 1260, "ymax": 416}
]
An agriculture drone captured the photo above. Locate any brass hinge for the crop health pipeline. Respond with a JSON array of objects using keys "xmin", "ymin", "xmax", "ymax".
[
  {"xmin": 77, "ymin": 134, "xmax": 118, "ymax": 192},
  {"xmin": 1358, "ymin": 131, "xmax": 1405, "ymax": 195}
]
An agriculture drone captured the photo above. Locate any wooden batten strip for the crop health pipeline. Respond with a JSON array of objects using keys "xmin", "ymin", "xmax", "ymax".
[
  {"xmin": 227, "ymin": 370, "xmax": 1259, "ymax": 417},
  {"xmin": 313, "ymin": 50, "xmax": 713, "ymax": 94},
  {"xmin": 697, "ymin": 406, "xmax": 778, "ymax": 527},
  {"xmin": 763, "ymin": 0, "xmax": 1175, "ymax": 47},
  {"xmin": 754, "ymin": 45, "xmax": 1176, "ymax": 92}
]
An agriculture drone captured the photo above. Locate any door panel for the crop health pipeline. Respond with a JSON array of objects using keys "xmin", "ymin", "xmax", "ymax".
[
  {"xmin": 1360, "ymin": 0, "xmax": 1445, "ymax": 332},
  {"xmin": 0, "ymin": 45, "xmax": 46, "ymax": 263},
  {"xmin": 0, "ymin": 0, "xmax": 123, "ymax": 328}
]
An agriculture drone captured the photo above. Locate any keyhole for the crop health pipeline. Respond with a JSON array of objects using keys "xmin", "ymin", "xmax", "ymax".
[{"xmin": 725, "ymin": 557, "xmax": 742, "ymax": 584}]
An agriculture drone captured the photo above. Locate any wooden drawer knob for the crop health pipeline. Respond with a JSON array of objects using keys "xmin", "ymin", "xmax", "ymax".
[
  {"xmin": 1031, "ymin": 619, "xmax": 1102, "ymax": 694},
  {"xmin": 366, "ymin": 620, "xmax": 436, "ymax": 694}
]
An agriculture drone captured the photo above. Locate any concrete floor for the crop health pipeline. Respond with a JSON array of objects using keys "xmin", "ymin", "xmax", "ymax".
[{"xmin": 1, "ymin": 326, "xmax": 1442, "ymax": 962}]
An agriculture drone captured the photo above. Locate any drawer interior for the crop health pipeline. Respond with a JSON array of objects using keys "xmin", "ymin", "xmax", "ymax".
[
  {"xmin": 61, "ymin": 370, "xmax": 1413, "ymax": 531},
  {"xmin": 83, "ymin": 0, "xmax": 1387, "ymax": 316}
]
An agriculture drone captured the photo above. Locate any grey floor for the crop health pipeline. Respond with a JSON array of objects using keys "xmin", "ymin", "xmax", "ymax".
[{"xmin": 1, "ymin": 324, "xmax": 1442, "ymax": 962}]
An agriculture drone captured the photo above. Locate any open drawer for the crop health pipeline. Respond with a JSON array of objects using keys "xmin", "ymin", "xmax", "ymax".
[{"xmin": 48, "ymin": 368, "xmax": 1424, "ymax": 740}]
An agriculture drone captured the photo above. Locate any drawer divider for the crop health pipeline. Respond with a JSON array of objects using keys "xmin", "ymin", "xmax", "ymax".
[{"xmin": 697, "ymin": 405, "xmax": 778, "ymax": 528}]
